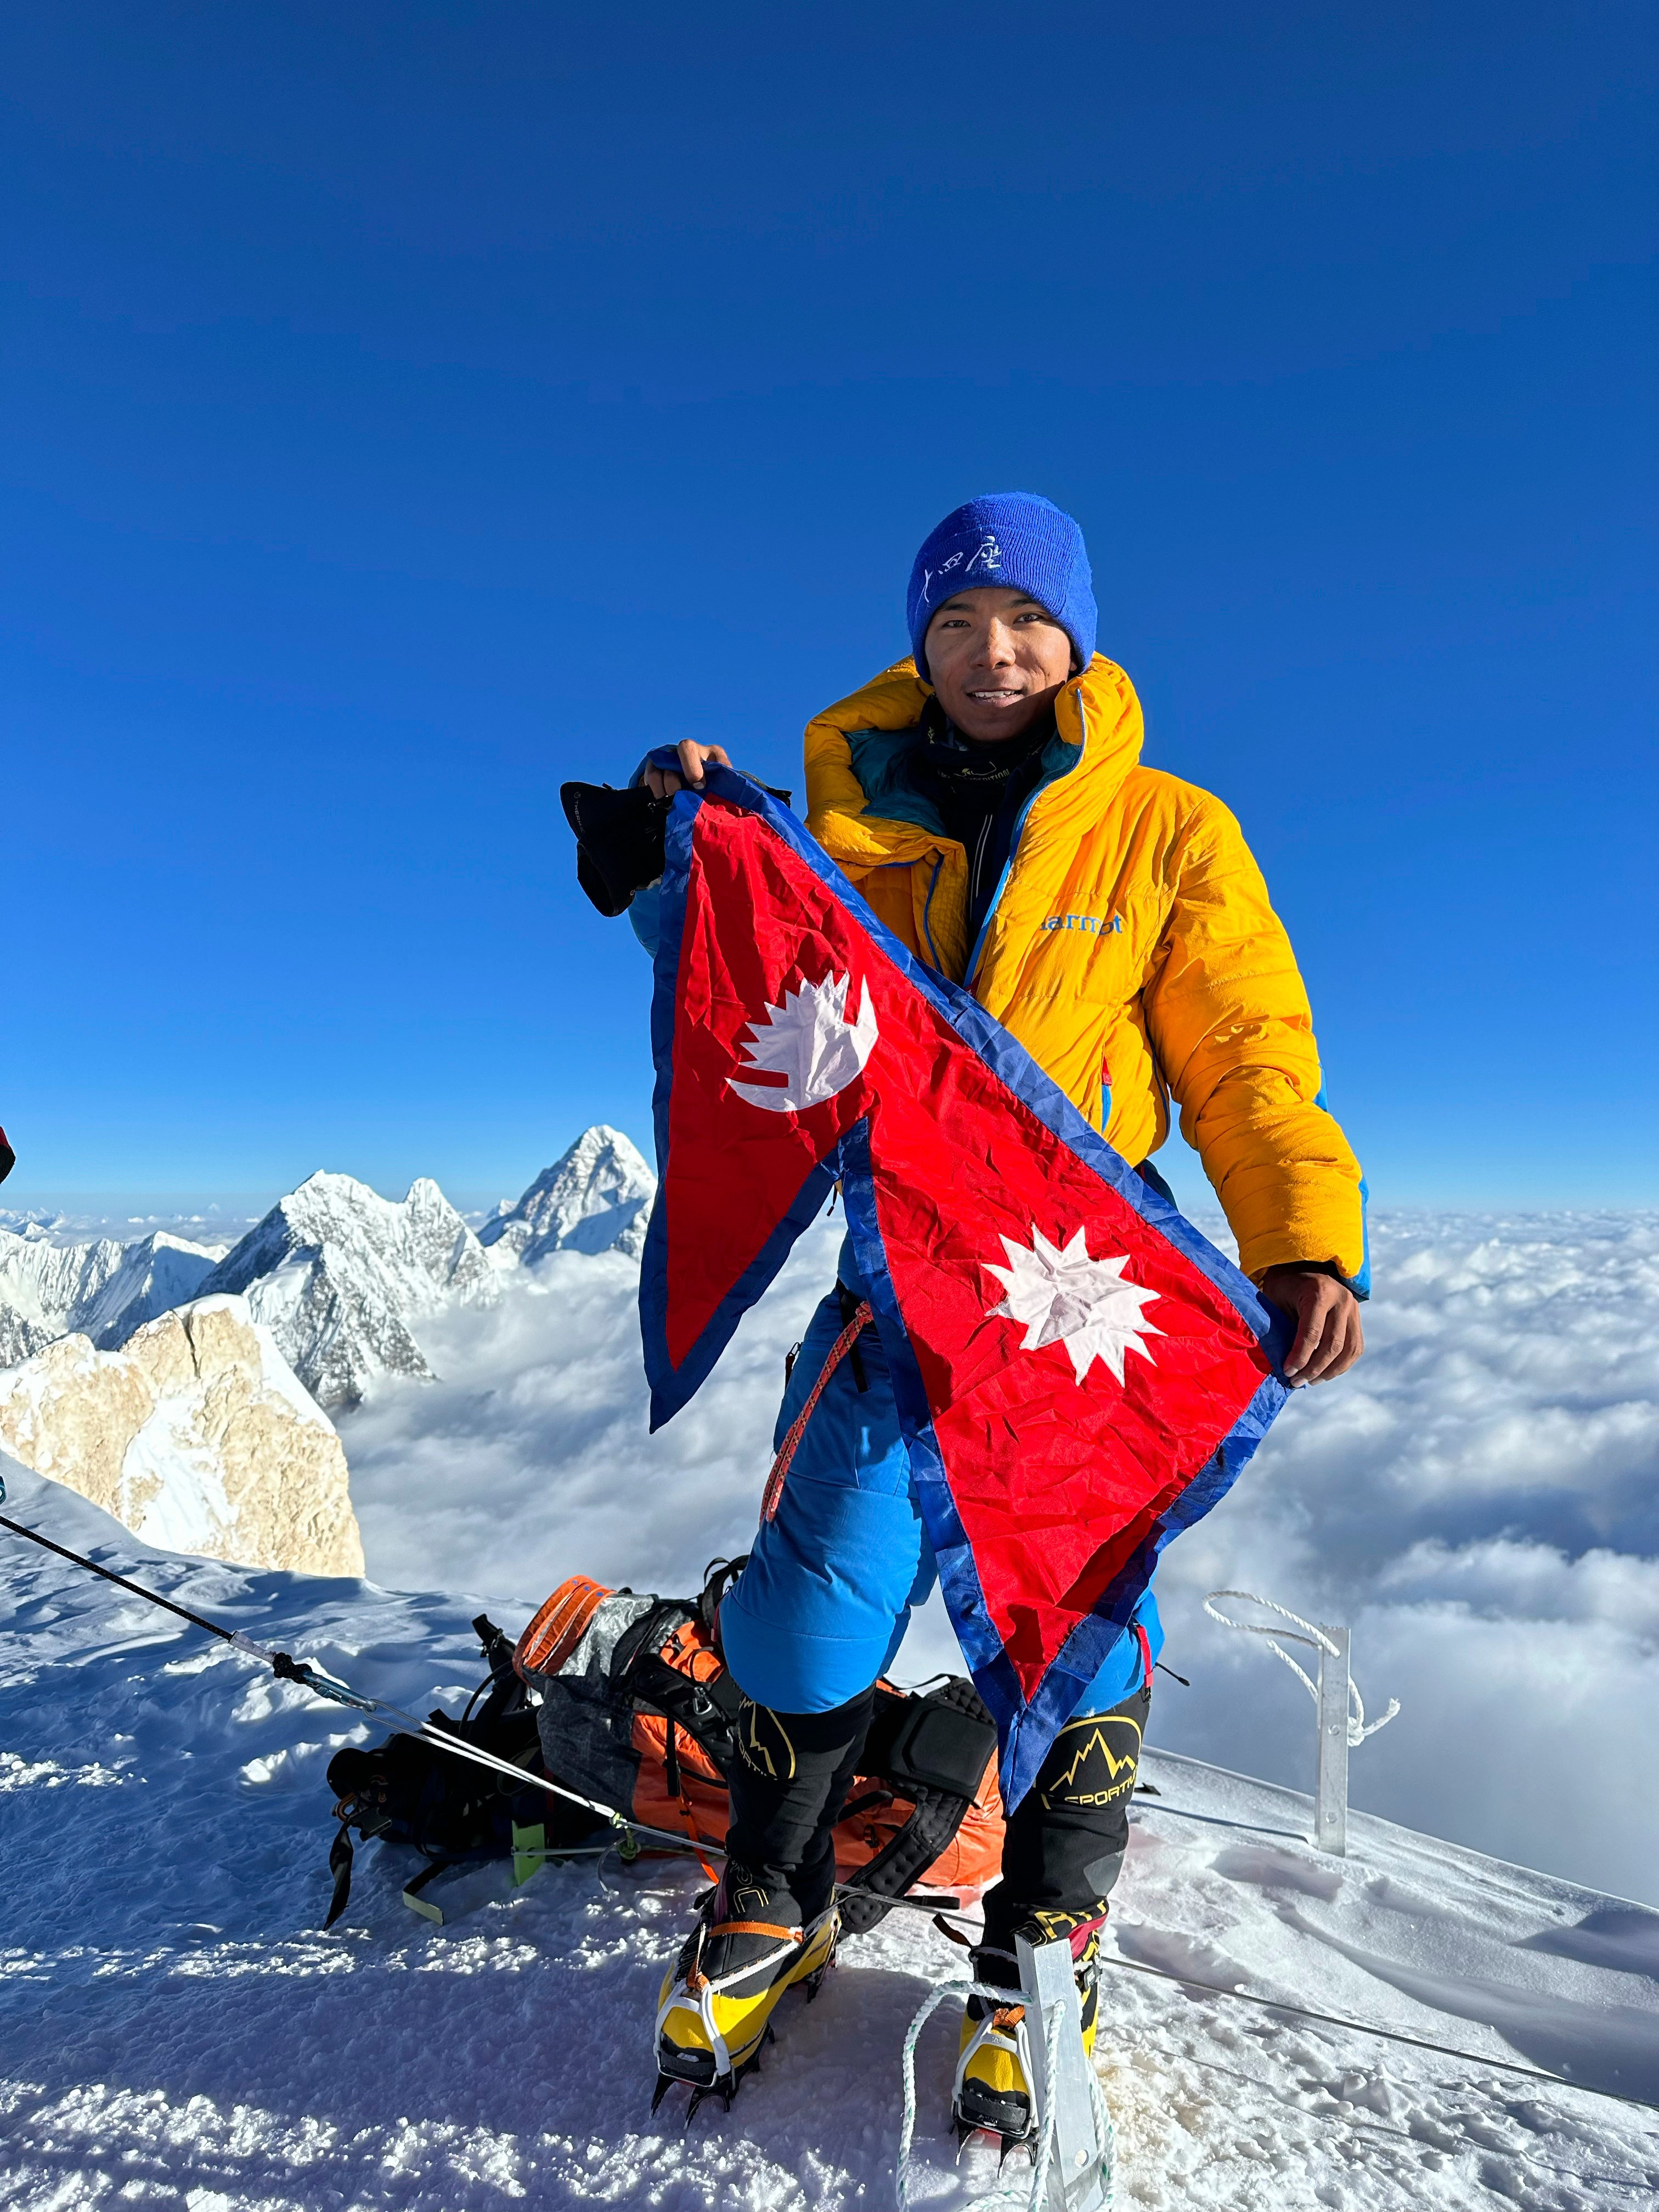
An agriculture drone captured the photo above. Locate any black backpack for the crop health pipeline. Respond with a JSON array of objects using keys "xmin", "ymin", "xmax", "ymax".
[{"xmin": 322, "ymin": 1613, "xmax": 605, "ymax": 1927}]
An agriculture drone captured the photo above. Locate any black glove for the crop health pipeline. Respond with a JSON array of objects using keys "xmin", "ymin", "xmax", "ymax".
[
  {"xmin": 560, "ymin": 775, "xmax": 797, "ymax": 920},
  {"xmin": 560, "ymin": 783, "xmax": 672, "ymax": 918},
  {"xmin": 0, "ymin": 1127, "xmax": 13, "ymax": 1184}
]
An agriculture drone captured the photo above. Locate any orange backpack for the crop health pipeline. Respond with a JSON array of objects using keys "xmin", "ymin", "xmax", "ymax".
[{"xmin": 515, "ymin": 1560, "xmax": 1005, "ymax": 1930}]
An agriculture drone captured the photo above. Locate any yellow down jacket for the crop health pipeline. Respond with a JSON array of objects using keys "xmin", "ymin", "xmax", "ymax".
[{"xmin": 804, "ymin": 656, "xmax": 1366, "ymax": 1287}]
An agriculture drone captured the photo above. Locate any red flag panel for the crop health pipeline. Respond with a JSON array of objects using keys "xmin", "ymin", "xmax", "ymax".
[{"xmin": 661, "ymin": 801, "xmax": 1273, "ymax": 1698}]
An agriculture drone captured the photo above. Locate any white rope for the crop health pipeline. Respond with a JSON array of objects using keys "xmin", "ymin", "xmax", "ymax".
[
  {"xmin": 1204, "ymin": 1590, "xmax": 1400, "ymax": 1745},
  {"xmin": 896, "ymin": 1977, "xmax": 1114, "ymax": 2212}
]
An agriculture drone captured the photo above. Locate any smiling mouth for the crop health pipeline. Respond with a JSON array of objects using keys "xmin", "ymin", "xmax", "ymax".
[{"xmin": 968, "ymin": 687, "xmax": 1026, "ymax": 703}]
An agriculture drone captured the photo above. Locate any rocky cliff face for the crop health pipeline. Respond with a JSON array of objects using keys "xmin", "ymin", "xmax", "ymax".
[
  {"xmin": 196, "ymin": 1173, "xmax": 496, "ymax": 1410},
  {"xmin": 481, "ymin": 1126, "xmax": 657, "ymax": 1265},
  {"xmin": 0, "ymin": 1295, "xmax": 363, "ymax": 1577}
]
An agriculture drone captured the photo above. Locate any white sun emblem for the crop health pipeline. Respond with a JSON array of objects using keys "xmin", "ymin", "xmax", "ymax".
[
  {"xmin": 727, "ymin": 970, "xmax": 879, "ymax": 1114},
  {"xmin": 983, "ymin": 1227, "xmax": 1163, "ymax": 1385}
]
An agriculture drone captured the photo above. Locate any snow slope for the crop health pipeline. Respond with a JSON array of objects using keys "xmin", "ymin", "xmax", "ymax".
[
  {"xmin": 341, "ymin": 1205, "xmax": 1659, "ymax": 1909},
  {"xmin": 2, "ymin": 1458, "xmax": 1655, "ymax": 2210}
]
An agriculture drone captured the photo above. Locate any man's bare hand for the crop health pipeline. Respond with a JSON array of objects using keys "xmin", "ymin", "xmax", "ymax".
[
  {"xmin": 1257, "ymin": 1266, "xmax": 1365, "ymax": 1385},
  {"xmin": 643, "ymin": 742, "xmax": 732, "ymax": 800}
]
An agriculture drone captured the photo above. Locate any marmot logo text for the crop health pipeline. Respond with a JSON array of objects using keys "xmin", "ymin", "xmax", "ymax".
[{"xmin": 1043, "ymin": 913, "xmax": 1122, "ymax": 937}]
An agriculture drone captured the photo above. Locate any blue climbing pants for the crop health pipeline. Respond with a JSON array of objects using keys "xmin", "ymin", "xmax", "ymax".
[{"xmin": 719, "ymin": 1281, "xmax": 1163, "ymax": 1720}]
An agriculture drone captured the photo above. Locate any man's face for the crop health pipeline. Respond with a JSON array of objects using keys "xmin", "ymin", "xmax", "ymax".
[{"xmin": 923, "ymin": 586, "xmax": 1075, "ymax": 743}]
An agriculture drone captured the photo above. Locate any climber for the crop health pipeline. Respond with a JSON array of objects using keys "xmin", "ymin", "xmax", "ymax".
[{"xmin": 598, "ymin": 492, "xmax": 1367, "ymax": 2140}]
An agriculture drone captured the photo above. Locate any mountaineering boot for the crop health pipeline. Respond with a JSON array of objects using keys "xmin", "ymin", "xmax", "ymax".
[
  {"xmin": 951, "ymin": 1909, "xmax": 1104, "ymax": 2146},
  {"xmin": 953, "ymin": 1679, "xmax": 1150, "ymax": 2147},
  {"xmin": 651, "ymin": 1688, "xmax": 871, "ymax": 2116},
  {"xmin": 653, "ymin": 1863, "xmax": 839, "ymax": 2115}
]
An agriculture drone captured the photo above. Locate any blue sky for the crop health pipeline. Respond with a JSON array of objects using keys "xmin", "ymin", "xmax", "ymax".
[{"xmin": 3, "ymin": 3, "xmax": 1653, "ymax": 1214}]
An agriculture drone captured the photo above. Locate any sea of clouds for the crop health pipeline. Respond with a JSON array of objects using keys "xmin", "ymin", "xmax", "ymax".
[{"xmin": 341, "ymin": 1207, "xmax": 1659, "ymax": 1908}]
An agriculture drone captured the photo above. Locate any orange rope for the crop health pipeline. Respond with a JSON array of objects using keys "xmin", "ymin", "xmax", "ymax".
[
  {"xmin": 759, "ymin": 1301, "xmax": 873, "ymax": 1523},
  {"xmin": 678, "ymin": 1793, "xmax": 722, "ymax": 1885},
  {"xmin": 666, "ymin": 1719, "xmax": 723, "ymax": 1882}
]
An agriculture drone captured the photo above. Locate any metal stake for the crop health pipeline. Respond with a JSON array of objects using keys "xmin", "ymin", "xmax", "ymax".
[
  {"xmin": 1315, "ymin": 1623, "xmax": 1350, "ymax": 1855},
  {"xmin": 1016, "ymin": 1932, "xmax": 1107, "ymax": 2212}
]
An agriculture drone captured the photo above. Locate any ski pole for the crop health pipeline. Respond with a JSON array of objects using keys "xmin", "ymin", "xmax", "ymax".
[
  {"xmin": 0, "ymin": 1497, "xmax": 690, "ymax": 1843},
  {"xmin": 0, "ymin": 1503, "xmax": 379, "ymax": 1709},
  {"xmin": 0, "ymin": 1498, "xmax": 960, "ymax": 1911}
]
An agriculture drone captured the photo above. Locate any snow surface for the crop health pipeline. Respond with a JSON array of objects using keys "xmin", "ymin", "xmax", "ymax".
[
  {"xmin": 3, "ymin": 1456, "xmax": 1656, "ymax": 2210},
  {"xmin": 341, "ymin": 1205, "xmax": 1659, "ymax": 1909}
]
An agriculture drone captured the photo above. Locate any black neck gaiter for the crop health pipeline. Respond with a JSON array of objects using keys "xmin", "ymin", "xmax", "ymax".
[{"xmin": 915, "ymin": 698, "xmax": 1054, "ymax": 951}]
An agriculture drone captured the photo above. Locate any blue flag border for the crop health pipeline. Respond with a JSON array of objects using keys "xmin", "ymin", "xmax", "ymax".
[{"xmin": 638, "ymin": 764, "xmax": 1291, "ymax": 1805}]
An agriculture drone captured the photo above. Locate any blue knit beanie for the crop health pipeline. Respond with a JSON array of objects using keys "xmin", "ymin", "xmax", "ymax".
[{"xmin": 906, "ymin": 492, "xmax": 1097, "ymax": 682}]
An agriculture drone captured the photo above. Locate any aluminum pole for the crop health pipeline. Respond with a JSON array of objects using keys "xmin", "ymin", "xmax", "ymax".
[
  {"xmin": 1316, "ymin": 1623, "xmax": 1351, "ymax": 1855},
  {"xmin": 1017, "ymin": 1932, "xmax": 1108, "ymax": 2212}
]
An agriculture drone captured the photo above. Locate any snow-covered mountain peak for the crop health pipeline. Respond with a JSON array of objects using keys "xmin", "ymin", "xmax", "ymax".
[
  {"xmin": 0, "ymin": 1224, "xmax": 224, "ymax": 1368},
  {"xmin": 2, "ymin": 1139, "xmax": 659, "ymax": 1414},
  {"xmin": 211, "ymin": 1171, "xmax": 492, "ymax": 1293},
  {"xmin": 198, "ymin": 1171, "xmax": 496, "ymax": 1411},
  {"xmin": 76, "ymin": 1231, "xmax": 233, "ymax": 1347},
  {"xmin": 481, "ymin": 1124, "xmax": 656, "ymax": 1265}
]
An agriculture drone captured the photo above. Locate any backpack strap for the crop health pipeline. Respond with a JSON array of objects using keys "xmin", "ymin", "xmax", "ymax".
[
  {"xmin": 697, "ymin": 1555, "xmax": 749, "ymax": 1637},
  {"xmin": 324, "ymin": 1821, "xmax": 356, "ymax": 1928},
  {"xmin": 839, "ymin": 1783, "xmax": 973, "ymax": 1935},
  {"xmin": 611, "ymin": 1598, "xmax": 743, "ymax": 1777},
  {"xmin": 837, "ymin": 1679, "xmax": 999, "ymax": 1934}
]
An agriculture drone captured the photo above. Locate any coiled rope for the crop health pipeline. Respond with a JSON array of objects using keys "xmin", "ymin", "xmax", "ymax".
[
  {"xmin": 1204, "ymin": 1589, "xmax": 1399, "ymax": 1746},
  {"xmin": 896, "ymin": 1977, "xmax": 1114, "ymax": 2212}
]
